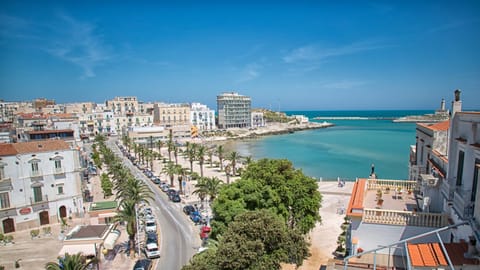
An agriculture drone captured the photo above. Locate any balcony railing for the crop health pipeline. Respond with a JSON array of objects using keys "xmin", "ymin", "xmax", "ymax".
[
  {"xmin": 453, "ymin": 190, "xmax": 475, "ymax": 219},
  {"xmin": 363, "ymin": 208, "xmax": 448, "ymax": 228},
  {"xmin": 366, "ymin": 179, "xmax": 417, "ymax": 191},
  {"xmin": 441, "ymin": 180, "xmax": 454, "ymax": 201},
  {"xmin": 30, "ymin": 195, "xmax": 48, "ymax": 204},
  {"xmin": 30, "ymin": 169, "xmax": 43, "ymax": 178},
  {"xmin": 53, "ymin": 167, "xmax": 64, "ymax": 174}
]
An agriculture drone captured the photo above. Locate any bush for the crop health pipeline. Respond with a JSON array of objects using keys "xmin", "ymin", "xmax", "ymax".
[{"xmin": 30, "ymin": 229, "xmax": 40, "ymax": 238}]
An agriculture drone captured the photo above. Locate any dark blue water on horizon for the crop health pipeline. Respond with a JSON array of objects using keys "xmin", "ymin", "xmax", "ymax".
[{"xmin": 225, "ymin": 110, "xmax": 433, "ymax": 181}]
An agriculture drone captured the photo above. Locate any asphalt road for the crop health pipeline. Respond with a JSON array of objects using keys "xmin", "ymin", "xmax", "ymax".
[{"xmin": 107, "ymin": 139, "xmax": 198, "ymax": 270}]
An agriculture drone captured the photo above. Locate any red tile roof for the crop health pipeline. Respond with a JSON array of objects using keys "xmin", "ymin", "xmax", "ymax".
[
  {"xmin": 408, "ymin": 242, "xmax": 479, "ymax": 267},
  {"xmin": 0, "ymin": 140, "xmax": 70, "ymax": 156},
  {"xmin": 418, "ymin": 120, "xmax": 450, "ymax": 132},
  {"xmin": 346, "ymin": 178, "xmax": 366, "ymax": 217}
]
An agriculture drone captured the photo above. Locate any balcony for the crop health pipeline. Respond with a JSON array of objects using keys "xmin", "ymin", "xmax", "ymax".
[
  {"xmin": 30, "ymin": 195, "xmax": 49, "ymax": 205},
  {"xmin": 53, "ymin": 167, "xmax": 64, "ymax": 175},
  {"xmin": 453, "ymin": 189, "xmax": 475, "ymax": 219},
  {"xmin": 30, "ymin": 169, "xmax": 43, "ymax": 178}
]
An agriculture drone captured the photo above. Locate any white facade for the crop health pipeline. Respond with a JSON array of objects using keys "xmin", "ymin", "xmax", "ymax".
[
  {"xmin": 217, "ymin": 92, "xmax": 251, "ymax": 129},
  {"xmin": 251, "ymin": 111, "xmax": 265, "ymax": 128},
  {"xmin": 190, "ymin": 103, "xmax": 216, "ymax": 131},
  {"xmin": 0, "ymin": 140, "xmax": 84, "ymax": 233}
]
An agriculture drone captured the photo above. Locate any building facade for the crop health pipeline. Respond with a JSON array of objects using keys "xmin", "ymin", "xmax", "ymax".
[
  {"xmin": 190, "ymin": 103, "xmax": 216, "ymax": 131},
  {"xmin": 217, "ymin": 92, "xmax": 251, "ymax": 129},
  {"xmin": 106, "ymin": 96, "xmax": 139, "ymax": 115},
  {"xmin": 0, "ymin": 140, "xmax": 84, "ymax": 233}
]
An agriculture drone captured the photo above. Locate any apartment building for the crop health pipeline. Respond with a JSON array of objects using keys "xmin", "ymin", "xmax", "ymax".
[
  {"xmin": 0, "ymin": 140, "xmax": 84, "ymax": 233},
  {"xmin": 190, "ymin": 103, "xmax": 216, "ymax": 131},
  {"xmin": 106, "ymin": 96, "xmax": 139, "ymax": 115},
  {"xmin": 217, "ymin": 92, "xmax": 251, "ymax": 129}
]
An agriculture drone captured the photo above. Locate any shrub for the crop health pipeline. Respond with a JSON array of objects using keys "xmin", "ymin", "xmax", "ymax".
[{"xmin": 30, "ymin": 229, "xmax": 40, "ymax": 238}]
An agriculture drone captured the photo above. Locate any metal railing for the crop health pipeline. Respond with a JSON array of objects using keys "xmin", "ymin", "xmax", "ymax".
[
  {"xmin": 366, "ymin": 179, "xmax": 417, "ymax": 191},
  {"xmin": 30, "ymin": 195, "xmax": 48, "ymax": 204}
]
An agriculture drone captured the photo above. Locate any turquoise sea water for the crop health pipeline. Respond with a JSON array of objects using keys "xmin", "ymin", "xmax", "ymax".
[{"xmin": 225, "ymin": 110, "xmax": 433, "ymax": 181}]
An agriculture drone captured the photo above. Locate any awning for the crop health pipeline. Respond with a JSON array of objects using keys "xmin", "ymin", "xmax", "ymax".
[
  {"xmin": 59, "ymin": 244, "xmax": 97, "ymax": 256},
  {"xmin": 103, "ymin": 230, "xmax": 121, "ymax": 250}
]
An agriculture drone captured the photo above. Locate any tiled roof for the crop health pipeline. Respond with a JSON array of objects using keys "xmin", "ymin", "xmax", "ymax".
[
  {"xmin": 0, "ymin": 140, "xmax": 70, "ymax": 156},
  {"xmin": 418, "ymin": 120, "xmax": 450, "ymax": 131},
  {"xmin": 346, "ymin": 178, "xmax": 366, "ymax": 217},
  {"xmin": 408, "ymin": 242, "xmax": 479, "ymax": 267},
  {"xmin": 26, "ymin": 129, "xmax": 74, "ymax": 135}
]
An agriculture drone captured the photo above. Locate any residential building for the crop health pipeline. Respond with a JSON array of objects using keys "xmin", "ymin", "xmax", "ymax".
[
  {"xmin": 190, "ymin": 103, "xmax": 216, "ymax": 131},
  {"xmin": 217, "ymin": 92, "xmax": 251, "ymax": 129},
  {"xmin": 251, "ymin": 111, "xmax": 265, "ymax": 128},
  {"xmin": 0, "ymin": 140, "xmax": 84, "ymax": 233},
  {"xmin": 153, "ymin": 103, "xmax": 191, "ymax": 139},
  {"xmin": 106, "ymin": 96, "xmax": 139, "ymax": 115}
]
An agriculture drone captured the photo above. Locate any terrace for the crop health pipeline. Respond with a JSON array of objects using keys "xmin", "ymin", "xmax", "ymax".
[{"xmin": 348, "ymin": 179, "xmax": 449, "ymax": 228}]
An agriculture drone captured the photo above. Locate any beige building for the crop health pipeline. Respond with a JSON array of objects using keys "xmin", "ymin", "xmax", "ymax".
[
  {"xmin": 153, "ymin": 103, "xmax": 191, "ymax": 127},
  {"xmin": 106, "ymin": 96, "xmax": 139, "ymax": 115}
]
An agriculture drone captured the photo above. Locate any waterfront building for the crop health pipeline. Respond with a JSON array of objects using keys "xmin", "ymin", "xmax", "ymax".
[
  {"xmin": 0, "ymin": 140, "xmax": 84, "ymax": 233},
  {"xmin": 251, "ymin": 111, "xmax": 265, "ymax": 128},
  {"xmin": 152, "ymin": 103, "xmax": 191, "ymax": 139},
  {"xmin": 190, "ymin": 103, "xmax": 216, "ymax": 131},
  {"xmin": 217, "ymin": 92, "xmax": 251, "ymax": 129}
]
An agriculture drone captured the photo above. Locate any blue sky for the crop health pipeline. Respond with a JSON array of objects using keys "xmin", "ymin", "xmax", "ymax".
[{"xmin": 1, "ymin": 1, "xmax": 479, "ymax": 110}]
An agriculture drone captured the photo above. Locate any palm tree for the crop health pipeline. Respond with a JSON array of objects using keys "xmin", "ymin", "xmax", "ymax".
[
  {"xmin": 116, "ymin": 177, "xmax": 154, "ymax": 206},
  {"xmin": 217, "ymin": 145, "xmax": 224, "ymax": 171},
  {"xmin": 175, "ymin": 165, "xmax": 188, "ymax": 194},
  {"xmin": 225, "ymin": 164, "xmax": 231, "ymax": 184},
  {"xmin": 162, "ymin": 162, "xmax": 177, "ymax": 187},
  {"xmin": 45, "ymin": 252, "xmax": 97, "ymax": 270},
  {"xmin": 173, "ymin": 145, "xmax": 179, "ymax": 165},
  {"xmin": 133, "ymin": 143, "xmax": 139, "ymax": 161},
  {"xmin": 244, "ymin": 155, "xmax": 253, "ymax": 166},
  {"xmin": 193, "ymin": 177, "xmax": 209, "ymax": 207},
  {"xmin": 114, "ymin": 199, "xmax": 138, "ymax": 257},
  {"xmin": 186, "ymin": 143, "xmax": 197, "ymax": 173},
  {"xmin": 156, "ymin": 140, "xmax": 163, "ymax": 158},
  {"xmin": 197, "ymin": 145, "xmax": 206, "ymax": 177},
  {"xmin": 205, "ymin": 176, "xmax": 222, "ymax": 203},
  {"xmin": 167, "ymin": 130, "xmax": 174, "ymax": 162},
  {"xmin": 207, "ymin": 149, "xmax": 214, "ymax": 168},
  {"xmin": 228, "ymin": 151, "xmax": 240, "ymax": 176}
]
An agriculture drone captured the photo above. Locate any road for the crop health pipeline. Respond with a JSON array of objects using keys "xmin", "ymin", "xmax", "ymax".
[{"xmin": 107, "ymin": 139, "xmax": 199, "ymax": 270}]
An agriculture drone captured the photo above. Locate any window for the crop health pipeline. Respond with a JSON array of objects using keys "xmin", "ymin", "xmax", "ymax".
[
  {"xmin": 31, "ymin": 162, "xmax": 39, "ymax": 175},
  {"xmin": 55, "ymin": 160, "xmax": 62, "ymax": 169},
  {"xmin": 0, "ymin": 192, "xmax": 10, "ymax": 209},
  {"xmin": 57, "ymin": 184, "xmax": 64, "ymax": 195},
  {"xmin": 456, "ymin": 150, "xmax": 465, "ymax": 186},
  {"xmin": 0, "ymin": 166, "xmax": 5, "ymax": 179},
  {"xmin": 33, "ymin": 186, "xmax": 43, "ymax": 202},
  {"xmin": 472, "ymin": 160, "xmax": 480, "ymax": 202}
]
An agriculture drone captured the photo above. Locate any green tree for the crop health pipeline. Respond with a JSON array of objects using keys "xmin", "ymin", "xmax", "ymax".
[
  {"xmin": 100, "ymin": 173, "xmax": 113, "ymax": 197},
  {"xmin": 187, "ymin": 143, "xmax": 197, "ymax": 172},
  {"xmin": 114, "ymin": 200, "xmax": 138, "ymax": 257},
  {"xmin": 175, "ymin": 165, "xmax": 188, "ymax": 194},
  {"xmin": 45, "ymin": 252, "xmax": 97, "ymax": 270},
  {"xmin": 162, "ymin": 162, "xmax": 177, "ymax": 187},
  {"xmin": 156, "ymin": 140, "xmax": 163, "ymax": 158}
]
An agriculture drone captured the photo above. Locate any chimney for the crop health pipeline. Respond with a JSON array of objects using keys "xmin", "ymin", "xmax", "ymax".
[
  {"xmin": 441, "ymin": 98, "xmax": 446, "ymax": 111},
  {"xmin": 451, "ymin": 89, "xmax": 462, "ymax": 117}
]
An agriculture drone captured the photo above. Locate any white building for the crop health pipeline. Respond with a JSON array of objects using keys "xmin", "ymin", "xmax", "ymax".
[
  {"xmin": 0, "ymin": 140, "xmax": 84, "ymax": 233},
  {"xmin": 190, "ymin": 103, "xmax": 216, "ymax": 131},
  {"xmin": 217, "ymin": 92, "xmax": 251, "ymax": 129},
  {"xmin": 251, "ymin": 111, "xmax": 265, "ymax": 128}
]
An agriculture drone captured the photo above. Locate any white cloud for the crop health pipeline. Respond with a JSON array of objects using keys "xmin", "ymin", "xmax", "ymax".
[
  {"xmin": 283, "ymin": 41, "xmax": 388, "ymax": 64},
  {"xmin": 235, "ymin": 63, "xmax": 262, "ymax": 83},
  {"xmin": 44, "ymin": 14, "xmax": 111, "ymax": 78}
]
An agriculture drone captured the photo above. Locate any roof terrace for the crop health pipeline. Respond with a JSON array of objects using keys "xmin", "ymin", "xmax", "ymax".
[{"xmin": 348, "ymin": 178, "xmax": 448, "ymax": 228}]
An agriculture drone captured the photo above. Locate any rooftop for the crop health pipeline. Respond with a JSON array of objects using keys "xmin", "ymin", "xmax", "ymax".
[
  {"xmin": 407, "ymin": 242, "xmax": 479, "ymax": 267},
  {"xmin": 418, "ymin": 120, "xmax": 450, "ymax": 132},
  {"xmin": 89, "ymin": 201, "xmax": 118, "ymax": 211},
  {"xmin": 65, "ymin": 224, "xmax": 110, "ymax": 240},
  {"xmin": 0, "ymin": 140, "xmax": 70, "ymax": 156}
]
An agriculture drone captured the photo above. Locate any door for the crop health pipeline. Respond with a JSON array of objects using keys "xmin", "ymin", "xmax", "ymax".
[
  {"xmin": 59, "ymin": 206, "xmax": 67, "ymax": 219},
  {"xmin": 39, "ymin": 211, "xmax": 49, "ymax": 225},
  {"xmin": 2, "ymin": 218, "xmax": 15, "ymax": 233}
]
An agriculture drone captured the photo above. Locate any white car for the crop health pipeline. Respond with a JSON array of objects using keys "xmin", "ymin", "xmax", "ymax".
[
  {"xmin": 145, "ymin": 220, "xmax": 157, "ymax": 233},
  {"xmin": 145, "ymin": 243, "xmax": 160, "ymax": 259}
]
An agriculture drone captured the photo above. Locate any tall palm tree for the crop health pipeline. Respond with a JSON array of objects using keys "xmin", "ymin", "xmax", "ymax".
[
  {"xmin": 187, "ymin": 143, "xmax": 197, "ymax": 173},
  {"xmin": 133, "ymin": 143, "xmax": 139, "ymax": 161},
  {"xmin": 175, "ymin": 165, "xmax": 188, "ymax": 194},
  {"xmin": 217, "ymin": 145, "xmax": 224, "ymax": 171},
  {"xmin": 207, "ymin": 149, "xmax": 214, "ymax": 168},
  {"xmin": 167, "ymin": 129, "xmax": 174, "ymax": 162},
  {"xmin": 162, "ymin": 162, "xmax": 177, "ymax": 187},
  {"xmin": 205, "ymin": 176, "xmax": 222, "ymax": 203},
  {"xmin": 244, "ymin": 156, "xmax": 253, "ymax": 166},
  {"xmin": 197, "ymin": 145, "xmax": 206, "ymax": 177},
  {"xmin": 114, "ymin": 199, "xmax": 138, "ymax": 257},
  {"xmin": 116, "ymin": 177, "xmax": 154, "ymax": 205},
  {"xmin": 156, "ymin": 140, "xmax": 163, "ymax": 158},
  {"xmin": 173, "ymin": 145, "xmax": 179, "ymax": 165},
  {"xmin": 45, "ymin": 252, "xmax": 97, "ymax": 270},
  {"xmin": 228, "ymin": 151, "xmax": 240, "ymax": 176},
  {"xmin": 193, "ymin": 177, "xmax": 209, "ymax": 207}
]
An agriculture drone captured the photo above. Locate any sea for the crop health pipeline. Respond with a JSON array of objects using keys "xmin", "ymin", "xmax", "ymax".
[{"xmin": 223, "ymin": 110, "xmax": 433, "ymax": 181}]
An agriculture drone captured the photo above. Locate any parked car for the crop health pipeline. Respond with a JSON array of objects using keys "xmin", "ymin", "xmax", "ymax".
[
  {"xmin": 200, "ymin": 225, "xmax": 211, "ymax": 240},
  {"xmin": 183, "ymin": 205, "xmax": 196, "ymax": 215},
  {"xmin": 152, "ymin": 177, "xmax": 161, "ymax": 184},
  {"xmin": 146, "ymin": 232, "xmax": 158, "ymax": 245},
  {"xmin": 133, "ymin": 259, "xmax": 152, "ymax": 270},
  {"xmin": 190, "ymin": 211, "xmax": 202, "ymax": 224},
  {"xmin": 145, "ymin": 243, "xmax": 160, "ymax": 259},
  {"xmin": 161, "ymin": 183, "xmax": 170, "ymax": 192},
  {"xmin": 170, "ymin": 193, "xmax": 181, "ymax": 203},
  {"xmin": 145, "ymin": 220, "xmax": 157, "ymax": 233},
  {"xmin": 143, "ymin": 207, "xmax": 153, "ymax": 216}
]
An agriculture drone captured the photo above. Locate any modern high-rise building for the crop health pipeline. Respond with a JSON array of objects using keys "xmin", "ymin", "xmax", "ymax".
[{"xmin": 217, "ymin": 92, "xmax": 251, "ymax": 129}]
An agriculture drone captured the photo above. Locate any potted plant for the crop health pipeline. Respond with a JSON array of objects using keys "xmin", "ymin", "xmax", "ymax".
[
  {"xmin": 385, "ymin": 187, "xmax": 390, "ymax": 194},
  {"xmin": 357, "ymin": 247, "xmax": 364, "ymax": 258}
]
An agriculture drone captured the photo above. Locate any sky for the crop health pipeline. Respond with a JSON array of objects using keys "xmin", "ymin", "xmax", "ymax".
[{"xmin": 1, "ymin": 0, "xmax": 479, "ymax": 110}]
